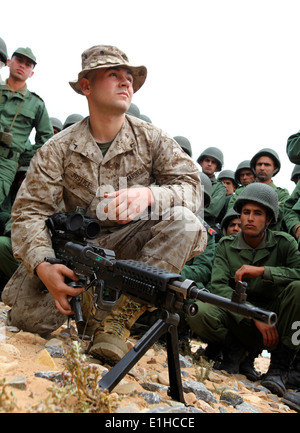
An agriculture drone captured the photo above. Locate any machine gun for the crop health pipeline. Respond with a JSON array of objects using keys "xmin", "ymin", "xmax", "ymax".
[{"xmin": 45, "ymin": 211, "xmax": 277, "ymax": 403}]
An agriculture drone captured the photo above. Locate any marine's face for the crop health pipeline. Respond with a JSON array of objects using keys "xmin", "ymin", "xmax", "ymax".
[{"xmin": 80, "ymin": 66, "xmax": 134, "ymax": 114}]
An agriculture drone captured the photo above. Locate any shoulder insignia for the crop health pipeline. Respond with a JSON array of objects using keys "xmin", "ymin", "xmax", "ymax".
[{"xmin": 31, "ymin": 91, "xmax": 44, "ymax": 101}]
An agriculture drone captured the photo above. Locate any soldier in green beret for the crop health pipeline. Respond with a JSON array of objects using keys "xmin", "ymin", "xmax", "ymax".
[{"xmin": 0, "ymin": 47, "xmax": 53, "ymax": 205}]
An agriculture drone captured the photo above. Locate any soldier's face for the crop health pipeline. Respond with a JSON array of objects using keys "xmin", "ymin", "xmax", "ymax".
[
  {"xmin": 239, "ymin": 169, "xmax": 255, "ymax": 186},
  {"xmin": 8, "ymin": 54, "xmax": 34, "ymax": 82},
  {"xmin": 255, "ymin": 156, "xmax": 276, "ymax": 182},
  {"xmin": 240, "ymin": 202, "xmax": 271, "ymax": 239},
  {"xmin": 221, "ymin": 179, "xmax": 236, "ymax": 195},
  {"xmin": 226, "ymin": 217, "xmax": 241, "ymax": 235},
  {"xmin": 80, "ymin": 67, "xmax": 133, "ymax": 114},
  {"xmin": 200, "ymin": 157, "xmax": 218, "ymax": 177}
]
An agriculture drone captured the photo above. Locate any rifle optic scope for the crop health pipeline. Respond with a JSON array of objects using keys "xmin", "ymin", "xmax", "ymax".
[{"xmin": 46, "ymin": 211, "xmax": 101, "ymax": 239}]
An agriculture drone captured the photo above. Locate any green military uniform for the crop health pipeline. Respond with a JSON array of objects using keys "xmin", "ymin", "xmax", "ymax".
[
  {"xmin": 0, "ymin": 80, "xmax": 53, "ymax": 205},
  {"xmin": 181, "ymin": 217, "xmax": 216, "ymax": 289},
  {"xmin": 283, "ymin": 180, "xmax": 300, "ymax": 240},
  {"xmin": 287, "ymin": 130, "xmax": 300, "ymax": 164},
  {"xmin": 187, "ymin": 228, "xmax": 300, "ymax": 351},
  {"xmin": 204, "ymin": 175, "xmax": 226, "ymax": 227}
]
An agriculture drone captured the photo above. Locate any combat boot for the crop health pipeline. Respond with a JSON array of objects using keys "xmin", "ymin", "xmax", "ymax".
[
  {"xmin": 282, "ymin": 389, "xmax": 300, "ymax": 413},
  {"xmin": 89, "ymin": 294, "xmax": 147, "ymax": 365},
  {"xmin": 239, "ymin": 350, "xmax": 262, "ymax": 381},
  {"xmin": 261, "ymin": 344, "xmax": 296, "ymax": 397},
  {"xmin": 214, "ymin": 335, "xmax": 247, "ymax": 374},
  {"xmin": 286, "ymin": 357, "xmax": 300, "ymax": 390}
]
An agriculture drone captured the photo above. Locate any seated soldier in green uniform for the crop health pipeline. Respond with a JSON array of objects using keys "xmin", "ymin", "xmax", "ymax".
[{"xmin": 186, "ymin": 182, "xmax": 300, "ymax": 397}]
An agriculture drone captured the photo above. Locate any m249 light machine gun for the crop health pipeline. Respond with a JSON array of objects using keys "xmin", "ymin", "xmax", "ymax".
[{"xmin": 45, "ymin": 211, "xmax": 277, "ymax": 404}]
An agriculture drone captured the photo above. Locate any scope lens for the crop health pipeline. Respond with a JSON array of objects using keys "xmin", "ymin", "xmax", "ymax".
[
  {"xmin": 85, "ymin": 221, "xmax": 101, "ymax": 239},
  {"xmin": 67, "ymin": 213, "xmax": 84, "ymax": 231}
]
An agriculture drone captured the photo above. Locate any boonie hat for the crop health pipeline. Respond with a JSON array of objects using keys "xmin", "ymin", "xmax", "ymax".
[
  {"xmin": 12, "ymin": 47, "xmax": 37, "ymax": 65},
  {"xmin": 69, "ymin": 45, "xmax": 147, "ymax": 94}
]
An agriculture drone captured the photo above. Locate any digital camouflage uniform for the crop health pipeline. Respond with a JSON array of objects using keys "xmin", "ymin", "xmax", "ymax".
[
  {"xmin": 2, "ymin": 115, "xmax": 207, "ymax": 334},
  {"xmin": 0, "ymin": 81, "xmax": 53, "ymax": 205}
]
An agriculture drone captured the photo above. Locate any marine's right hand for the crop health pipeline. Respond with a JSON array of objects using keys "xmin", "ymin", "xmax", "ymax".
[{"xmin": 35, "ymin": 261, "xmax": 84, "ymax": 315}]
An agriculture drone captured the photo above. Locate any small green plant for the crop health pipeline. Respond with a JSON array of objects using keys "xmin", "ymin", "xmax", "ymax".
[
  {"xmin": 194, "ymin": 357, "xmax": 214, "ymax": 383},
  {"xmin": 0, "ymin": 378, "xmax": 19, "ymax": 412},
  {"xmin": 33, "ymin": 341, "xmax": 119, "ymax": 413}
]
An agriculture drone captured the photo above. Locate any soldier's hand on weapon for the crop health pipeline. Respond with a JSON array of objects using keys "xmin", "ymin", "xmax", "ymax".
[
  {"xmin": 234, "ymin": 265, "xmax": 265, "ymax": 281},
  {"xmin": 254, "ymin": 319, "xmax": 279, "ymax": 347},
  {"xmin": 36, "ymin": 261, "xmax": 84, "ymax": 315},
  {"xmin": 103, "ymin": 187, "xmax": 154, "ymax": 224}
]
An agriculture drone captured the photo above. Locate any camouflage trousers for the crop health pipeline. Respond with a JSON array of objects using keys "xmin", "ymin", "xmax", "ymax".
[{"xmin": 2, "ymin": 206, "xmax": 207, "ymax": 335}]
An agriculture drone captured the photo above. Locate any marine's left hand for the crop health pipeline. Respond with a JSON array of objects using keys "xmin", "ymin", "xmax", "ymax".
[{"xmin": 103, "ymin": 187, "xmax": 154, "ymax": 224}]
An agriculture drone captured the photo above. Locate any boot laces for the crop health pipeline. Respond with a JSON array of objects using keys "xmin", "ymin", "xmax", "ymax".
[{"xmin": 106, "ymin": 299, "xmax": 141, "ymax": 337}]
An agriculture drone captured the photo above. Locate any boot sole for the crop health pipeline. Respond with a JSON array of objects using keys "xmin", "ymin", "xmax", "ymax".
[
  {"xmin": 282, "ymin": 396, "xmax": 300, "ymax": 413},
  {"xmin": 89, "ymin": 342, "xmax": 126, "ymax": 366}
]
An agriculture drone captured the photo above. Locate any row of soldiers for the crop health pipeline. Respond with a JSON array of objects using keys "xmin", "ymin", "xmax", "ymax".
[
  {"xmin": 1, "ymin": 37, "xmax": 300, "ymax": 411},
  {"xmin": 127, "ymin": 107, "xmax": 300, "ymax": 411}
]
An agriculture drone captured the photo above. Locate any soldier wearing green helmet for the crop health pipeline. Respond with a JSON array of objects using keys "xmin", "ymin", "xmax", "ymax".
[
  {"xmin": 50, "ymin": 117, "xmax": 63, "ymax": 134},
  {"xmin": 63, "ymin": 113, "xmax": 84, "ymax": 129},
  {"xmin": 174, "ymin": 136, "xmax": 193, "ymax": 158},
  {"xmin": 229, "ymin": 148, "xmax": 290, "ymax": 231},
  {"xmin": 186, "ymin": 182, "xmax": 300, "ymax": 396},
  {"xmin": 234, "ymin": 159, "xmax": 255, "ymax": 187},
  {"xmin": 284, "ymin": 165, "xmax": 300, "ymax": 244},
  {"xmin": 197, "ymin": 147, "xmax": 226, "ymax": 234},
  {"xmin": 0, "ymin": 46, "xmax": 53, "ymax": 206}
]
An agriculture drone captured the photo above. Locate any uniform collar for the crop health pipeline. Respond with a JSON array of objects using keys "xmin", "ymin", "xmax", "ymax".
[
  {"xmin": 234, "ymin": 229, "xmax": 276, "ymax": 250},
  {"xmin": 1, "ymin": 80, "xmax": 27, "ymax": 97}
]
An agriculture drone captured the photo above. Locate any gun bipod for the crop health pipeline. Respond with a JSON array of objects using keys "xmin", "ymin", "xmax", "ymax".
[{"xmin": 97, "ymin": 309, "xmax": 185, "ymax": 404}]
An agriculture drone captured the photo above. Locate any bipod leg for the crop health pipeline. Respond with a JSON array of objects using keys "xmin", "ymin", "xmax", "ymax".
[
  {"xmin": 98, "ymin": 311, "xmax": 185, "ymax": 403},
  {"xmin": 165, "ymin": 317, "xmax": 185, "ymax": 403}
]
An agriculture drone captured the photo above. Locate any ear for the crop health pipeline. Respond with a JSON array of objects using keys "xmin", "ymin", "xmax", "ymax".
[
  {"xmin": 29, "ymin": 70, "xmax": 34, "ymax": 79},
  {"xmin": 266, "ymin": 214, "xmax": 272, "ymax": 226},
  {"xmin": 79, "ymin": 77, "xmax": 91, "ymax": 96}
]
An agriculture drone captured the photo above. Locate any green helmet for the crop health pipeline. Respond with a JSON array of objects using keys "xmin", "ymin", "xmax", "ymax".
[
  {"xmin": 140, "ymin": 114, "xmax": 152, "ymax": 123},
  {"xmin": 50, "ymin": 117, "xmax": 63, "ymax": 132},
  {"xmin": 218, "ymin": 169, "xmax": 238, "ymax": 188},
  {"xmin": 197, "ymin": 147, "xmax": 224, "ymax": 172},
  {"xmin": 233, "ymin": 182, "xmax": 279, "ymax": 222},
  {"xmin": 63, "ymin": 114, "xmax": 84, "ymax": 129},
  {"xmin": 250, "ymin": 148, "xmax": 281, "ymax": 176},
  {"xmin": 199, "ymin": 172, "xmax": 212, "ymax": 207},
  {"xmin": 291, "ymin": 165, "xmax": 300, "ymax": 183},
  {"xmin": 126, "ymin": 103, "xmax": 140, "ymax": 118},
  {"xmin": 220, "ymin": 207, "xmax": 240, "ymax": 232},
  {"xmin": 234, "ymin": 160, "xmax": 253, "ymax": 184},
  {"xmin": 0, "ymin": 37, "xmax": 8, "ymax": 64},
  {"xmin": 174, "ymin": 136, "xmax": 192, "ymax": 157}
]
